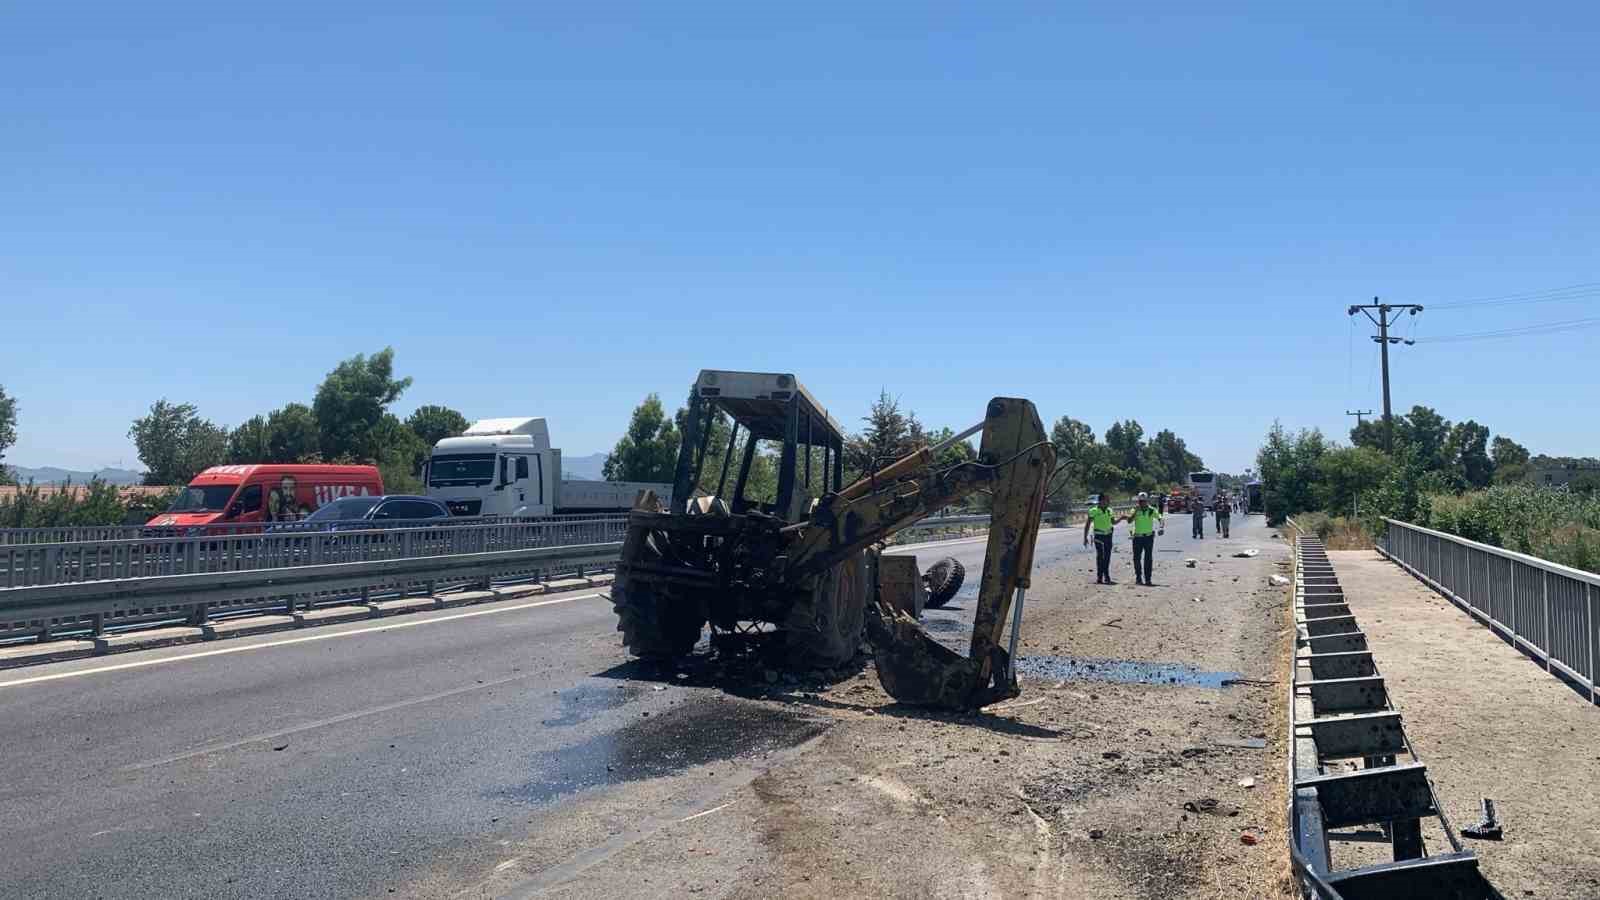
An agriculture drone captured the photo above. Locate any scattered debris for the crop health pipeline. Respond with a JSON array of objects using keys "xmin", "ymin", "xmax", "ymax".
[
  {"xmin": 1240, "ymin": 832, "xmax": 1259, "ymax": 846},
  {"xmin": 1462, "ymin": 798, "xmax": 1504, "ymax": 840},
  {"xmin": 1192, "ymin": 596, "xmax": 1205, "ymax": 603},
  {"xmin": 1270, "ymin": 575, "xmax": 1290, "ymax": 586},
  {"xmin": 1214, "ymin": 737, "xmax": 1268, "ymax": 750},
  {"xmin": 1237, "ymin": 777, "xmax": 1255, "ymax": 789},
  {"xmin": 1232, "ymin": 549, "xmax": 1260, "ymax": 558},
  {"xmin": 272, "ymin": 744, "xmax": 289, "ymax": 752},
  {"xmin": 1101, "ymin": 617, "xmax": 1124, "ymax": 629},
  {"xmin": 1185, "ymin": 559, "xmax": 1198, "ymax": 568},
  {"xmin": 1182, "ymin": 797, "xmax": 1237, "ymax": 817},
  {"xmin": 1221, "ymin": 678, "xmax": 1278, "ymax": 687},
  {"xmin": 1088, "ymin": 828, "xmax": 1105, "ymax": 840}
]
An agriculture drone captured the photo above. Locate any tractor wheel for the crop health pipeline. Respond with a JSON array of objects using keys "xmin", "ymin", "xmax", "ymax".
[
  {"xmin": 923, "ymin": 557, "xmax": 965, "ymax": 609},
  {"xmin": 786, "ymin": 552, "xmax": 867, "ymax": 668},
  {"xmin": 613, "ymin": 578, "xmax": 703, "ymax": 660}
]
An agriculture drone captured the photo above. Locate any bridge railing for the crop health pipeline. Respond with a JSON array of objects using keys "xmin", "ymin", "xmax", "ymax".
[{"xmin": 1379, "ymin": 517, "xmax": 1600, "ymax": 702}]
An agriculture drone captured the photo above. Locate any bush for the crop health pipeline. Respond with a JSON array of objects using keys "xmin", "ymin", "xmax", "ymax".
[
  {"xmin": 1404, "ymin": 484, "xmax": 1600, "ymax": 574},
  {"xmin": 0, "ymin": 479, "xmax": 178, "ymax": 529},
  {"xmin": 1292, "ymin": 511, "xmax": 1374, "ymax": 550}
]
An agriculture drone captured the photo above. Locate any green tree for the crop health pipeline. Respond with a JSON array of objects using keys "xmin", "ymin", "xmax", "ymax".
[
  {"xmin": 312, "ymin": 348, "xmax": 413, "ymax": 461},
  {"xmin": 1104, "ymin": 420, "xmax": 1146, "ymax": 476},
  {"xmin": 1491, "ymin": 436, "xmax": 1531, "ymax": 485},
  {"xmin": 128, "ymin": 399, "xmax": 230, "ymax": 485},
  {"xmin": 0, "ymin": 384, "xmax": 16, "ymax": 484},
  {"xmin": 1146, "ymin": 428, "xmax": 1195, "ymax": 485},
  {"xmin": 1395, "ymin": 405, "xmax": 1451, "ymax": 471},
  {"xmin": 405, "ymin": 405, "xmax": 470, "ymax": 450},
  {"xmin": 368, "ymin": 413, "xmax": 427, "ymax": 492},
  {"xmin": 1256, "ymin": 421, "xmax": 1327, "ymax": 522},
  {"xmin": 266, "ymin": 403, "xmax": 322, "ymax": 463},
  {"xmin": 1444, "ymin": 420, "xmax": 1493, "ymax": 488},
  {"xmin": 1316, "ymin": 446, "xmax": 1394, "ymax": 517},
  {"xmin": 1349, "ymin": 418, "xmax": 1386, "ymax": 451},
  {"xmin": 228, "ymin": 415, "xmax": 270, "ymax": 463},
  {"xmin": 604, "ymin": 394, "xmax": 681, "ymax": 482},
  {"xmin": 844, "ymin": 390, "xmax": 914, "ymax": 477}
]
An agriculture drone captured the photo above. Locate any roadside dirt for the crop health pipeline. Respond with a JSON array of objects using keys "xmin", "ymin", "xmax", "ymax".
[{"xmin": 487, "ymin": 524, "xmax": 1300, "ymax": 899}]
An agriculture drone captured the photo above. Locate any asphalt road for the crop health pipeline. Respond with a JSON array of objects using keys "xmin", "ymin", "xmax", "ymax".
[{"xmin": 0, "ymin": 509, "xmax": 1260, "ymax": 899}]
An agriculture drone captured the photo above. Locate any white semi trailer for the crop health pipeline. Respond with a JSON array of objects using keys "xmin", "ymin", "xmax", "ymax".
[{"xmin": 424, "ymin": 417, "xmax": 671, "ymax": 517}]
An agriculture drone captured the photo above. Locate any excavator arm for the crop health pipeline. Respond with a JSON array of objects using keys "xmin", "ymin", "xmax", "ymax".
[{"xmin": 783, "ymin": 397, "xmax": 1056, "ymax": 710}]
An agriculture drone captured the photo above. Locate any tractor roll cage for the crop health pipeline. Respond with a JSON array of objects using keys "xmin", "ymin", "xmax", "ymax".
[{"xmin": 673, "ymin": 370, "xmax": 846, "ymax": 517}]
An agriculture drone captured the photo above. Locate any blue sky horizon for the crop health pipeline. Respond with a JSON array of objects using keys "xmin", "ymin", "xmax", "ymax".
[{"xmin": 5, "ymin": 4, "xmax": 1598, "ymax": 474}]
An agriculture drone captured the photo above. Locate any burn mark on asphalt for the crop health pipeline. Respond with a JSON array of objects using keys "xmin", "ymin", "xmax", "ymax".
[{"xmin": 500, "ymin": 701, "xmax": 828, "ymax": 805}]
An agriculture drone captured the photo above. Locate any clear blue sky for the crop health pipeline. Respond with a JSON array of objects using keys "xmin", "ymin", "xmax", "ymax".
[{"xmin": 5, "ymin": 3, "xmax": 1598, "ymax": 474}]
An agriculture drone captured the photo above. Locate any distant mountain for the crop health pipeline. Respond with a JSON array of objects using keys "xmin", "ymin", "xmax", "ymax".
[
  {"xmin": 7, "ymin": 465, "xmax": 145, "ymax": 485},
  {"xmin": 561, "ymin": 452, "xmax": 609, "ymax": 481}
]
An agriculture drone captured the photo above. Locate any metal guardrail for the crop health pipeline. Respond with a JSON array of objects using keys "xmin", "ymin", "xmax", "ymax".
[
  {"xmin": 0, "ymin": 513, "xmax": 619, "ymax": 546},
  {"xmin": 1378, "ymin": 517, "xmax": 1600, "ymax": 704},
  {"xmin": 3, "ymin": 517, "xmax": 628, "ymax": 589},
  {"xmin": 1, "ymin": 542, "xmax": 622, "ymax": 643}
]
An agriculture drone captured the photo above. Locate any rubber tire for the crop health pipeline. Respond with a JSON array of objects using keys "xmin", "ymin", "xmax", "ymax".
[
  {"xmin": 786, "ymin": 554, "xmax": 867, "ymax": 668},
  {"xmin": 614, "ymin": 579, "xmax": 703, "ymax": 660},
  {"xmin": 923, "ymin": 557, "xmax": 966, "ymax": 609}
]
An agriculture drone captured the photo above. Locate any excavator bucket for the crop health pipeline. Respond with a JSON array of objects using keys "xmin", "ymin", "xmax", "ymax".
[
  {"xmin": 867, "ymin": 604, "xmax": 1020, "ymax": 709},
  {"xmin": 864, "ymin": 397, "xmax": 1055, "ymax": 711}
]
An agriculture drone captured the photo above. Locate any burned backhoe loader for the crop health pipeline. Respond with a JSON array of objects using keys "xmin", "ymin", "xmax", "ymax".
[{"xmin": 610, "ymin": 370, "xmax": 1056, "ymax": 710}]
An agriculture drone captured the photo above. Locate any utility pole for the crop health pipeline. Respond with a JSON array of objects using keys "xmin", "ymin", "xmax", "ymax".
[
  {"xmin": 1345, "ymin": 409, "xmax": 1373, "ymax": 427},
  {"xmin": 1348, "ymin": 298, "xmax": 1423, "ymax": 452}
]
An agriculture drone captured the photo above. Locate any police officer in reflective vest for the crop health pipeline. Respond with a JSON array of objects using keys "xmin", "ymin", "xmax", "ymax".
[
  {"xmin": 1125, "ymin": 491, "xmax": 1164, "ymax": 586},
  {"xmin": 1082, "ymin": 494, "xmax": 1118, "ymax": 585}
]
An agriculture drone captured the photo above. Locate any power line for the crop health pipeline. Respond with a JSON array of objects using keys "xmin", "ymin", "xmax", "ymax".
[
  {"xmin": 1412, "ymin": 315, "xmax": 1600, "ymax": 344},
  {"xmin": 1425, "ymin": 281, "xmax": 1600, "ymax": 310}
]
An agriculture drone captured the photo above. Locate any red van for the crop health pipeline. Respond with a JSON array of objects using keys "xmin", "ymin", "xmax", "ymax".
[{"xmin": 146, "ymin": 464, "xmax": 384, "ymax": 528}]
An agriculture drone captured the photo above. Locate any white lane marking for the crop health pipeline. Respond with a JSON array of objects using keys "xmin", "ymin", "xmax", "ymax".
[
  {"xmin": 0, "ymin": 592, "xmax": 605, "ymax": 690},
  {"xmin": 120, "ymin": 670, "xmax": 538, "ymax": 771},
  {"xmin": 678, "ymin": 800, "xmax": 735, "ymax": 823}
]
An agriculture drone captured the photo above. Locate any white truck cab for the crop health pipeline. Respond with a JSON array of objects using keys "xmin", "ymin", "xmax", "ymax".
[{"xmin": 424, "ymin": 417, "xmax": 671, "ymax": 517}]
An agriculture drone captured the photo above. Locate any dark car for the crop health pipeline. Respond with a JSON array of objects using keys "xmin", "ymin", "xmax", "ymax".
[{"xmin": 300, "ymin": 495, "xmax": 451, "ymax": 530}]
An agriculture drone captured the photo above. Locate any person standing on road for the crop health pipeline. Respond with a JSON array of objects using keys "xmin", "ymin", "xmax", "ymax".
[
  {"xmin": 1083, "ymin": 494, "xmax": 1118, "ymax": 585},
  {"xmin": 1215, "ymin": 493, "xmax": 1231, "ymax": 538},
  {"xmin": 1190, "ymin": 494, "xmax": 1206, "ymax": 539},
  {"xmin": 1124, "ymin": 491, "xmax": 1164, "ymax": 586},
  {"xmin": 1157, "ymin": 492, "xmax": 1167, "ymax": 514}
]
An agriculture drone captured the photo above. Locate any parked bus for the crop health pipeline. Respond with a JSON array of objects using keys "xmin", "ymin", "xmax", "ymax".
[{"xmin": 1186, "ymin": 471, "xmax": 1218, "ymax": 505}]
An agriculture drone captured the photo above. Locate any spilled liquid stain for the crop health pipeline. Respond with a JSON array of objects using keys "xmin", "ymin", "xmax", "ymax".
[
  {"xmin": 541, "ymin": 682, "xmax": 644, "ymax": 728},
  {"xmin": 501, "ymin": 701, "xmax": 828, "ymax": 805},
  {"xmin": 1016, "ymin": 655, "xmax": 1240, "ymax": 689},
  {"xmin": 921, "ymin": 617, "xmax": 965, "ymax": 633}
]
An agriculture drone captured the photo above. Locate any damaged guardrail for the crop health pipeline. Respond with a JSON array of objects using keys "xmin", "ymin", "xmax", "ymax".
[{"xmin": 1285, "ymin": 526, "xmax": 1499, "ymax": 899}]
